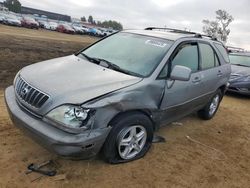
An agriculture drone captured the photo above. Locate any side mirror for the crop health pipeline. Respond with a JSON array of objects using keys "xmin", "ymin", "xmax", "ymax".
[{"xmin": 170, "ymin": 65, "xmax": 192, "ymax": 81}]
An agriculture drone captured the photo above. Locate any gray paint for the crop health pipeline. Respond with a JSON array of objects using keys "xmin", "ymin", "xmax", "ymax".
[{"xmin": 5, "ymin": 30, "xmax": 231, "ymax": 158}]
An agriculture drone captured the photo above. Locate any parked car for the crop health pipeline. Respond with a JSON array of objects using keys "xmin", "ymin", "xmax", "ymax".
[
  {"xmin": 21, "ymin": 17, "xmax": 39, "ymax": 29},
  {"xmin": 43, "ymin": 22, "xmax": 51, "ymax": 30},
  {"xmin": 37, "ymin": 20, "xmax": 47, "ymax": 28},
  {"xmin": 81, "ymin": 26, "xmax": 90, "ymax": 34},
  {"xmin": 72, "ymin": 24, "xmax": 85, "ymax": 34},
  {"xmin": 0, "ymin": 15, "xmax": 4, "ymax": 23},
  {"xmin": 56, "ymin": 24, "xmax": 75, "ymax": 34},
  {"xmin": 5, "ymin": 27, "xmax": 231, "ymax": 164},
  {"xmin": 88, "ymin": 28, "xmax": 99, "ymax": 36},
  {"xmin": 3, "ymin": 14, "xmax": 21, "ymax": 27},
  {"xmin": 227, "ymin": 51, "xmax": 250, "ymax": 95},
  {"xmin": 48, "ymin": 22, "xmax": 58, "ymax": 31}
]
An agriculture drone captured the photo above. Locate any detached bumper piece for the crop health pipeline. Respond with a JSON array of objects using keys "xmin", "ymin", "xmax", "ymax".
[{"xmin": 5, "ymin": 86, "xmax": 111, "ymax": 159}]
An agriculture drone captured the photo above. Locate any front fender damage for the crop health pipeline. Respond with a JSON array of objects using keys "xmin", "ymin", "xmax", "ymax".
[{"xmin": 83, "ymin": 80, "xmax": 166, "ymax": 129}]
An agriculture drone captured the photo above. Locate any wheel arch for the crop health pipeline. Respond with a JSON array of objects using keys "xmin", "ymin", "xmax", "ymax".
[
  {"xmin": 218, "ymin": 84, "xmax": 227, "ymax": 94},
  {"xmin": 108, "ymin": 109, "xmax": 156, "ymax": 131}
]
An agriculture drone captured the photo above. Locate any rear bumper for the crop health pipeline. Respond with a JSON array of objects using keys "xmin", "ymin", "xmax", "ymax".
[{"xmin": 5, "ymin": 86, "xmax": 111, "ymax": 159}]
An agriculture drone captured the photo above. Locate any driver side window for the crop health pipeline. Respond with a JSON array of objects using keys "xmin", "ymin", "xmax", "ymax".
[
  {"xmin": 171, "ymin": 43, "xmax": 199, "ymax": 72},
  {"xmin": 158, "ymin": 43, "xmax": 198, "ymax": 79}
]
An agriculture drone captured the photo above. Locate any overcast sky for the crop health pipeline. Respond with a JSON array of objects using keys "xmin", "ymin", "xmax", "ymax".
[{"xmin": 13, "ymin": 0, "xmax": 250, "ymax": 50}]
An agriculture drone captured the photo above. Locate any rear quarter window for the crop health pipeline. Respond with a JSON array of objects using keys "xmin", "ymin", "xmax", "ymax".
[{"xmin": 214, "ymin": 43, "xmax": 230, "ymax": 63}]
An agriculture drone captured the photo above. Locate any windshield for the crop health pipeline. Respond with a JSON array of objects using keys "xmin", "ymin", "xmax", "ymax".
[
  {"xmin": 79, "ymin": 32, "xmax": 172, "ymax": 77},
  {"xmin": 229, "ymin": 54, "xmax": 250, "ymax": 67}
]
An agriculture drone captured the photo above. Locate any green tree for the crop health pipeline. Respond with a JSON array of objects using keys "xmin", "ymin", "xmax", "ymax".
[
  {"xmin": 98, "ymin": 20, "xmax": 123, "ymax": 30},
  {"xmin": 88, "ymin": 15, "xmax": 94, "ymax": 24},
  {"xmin": 81, "ymin": 16, "xmax": 86, "ymax": 22},
  {"xmin": 3, "ymin": 0, "xmax": 21, "ymax": 13},
  {"xmin": 202, "ymin": 9, "xmax": 233, "ymax": 43}
]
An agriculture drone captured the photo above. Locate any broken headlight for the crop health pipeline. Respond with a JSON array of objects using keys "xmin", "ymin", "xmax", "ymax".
[{"xmin": 46, "ymin": 105, "xmax": 94, "ymax": 129}]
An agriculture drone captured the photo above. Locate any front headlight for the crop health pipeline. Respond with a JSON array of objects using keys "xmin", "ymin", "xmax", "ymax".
[{"xmin": 46, "ymin": 105, "xmax": 95, "ymax": 130}]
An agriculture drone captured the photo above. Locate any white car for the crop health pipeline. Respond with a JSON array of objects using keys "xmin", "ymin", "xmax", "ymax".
[
  {"xmin": 3, "ymin": 15, "xmax": 21, "ymax": 26},
  {"xmin": 44, "ymin": 22, "xmax": 51, "ymax": 30},
  {"xmin": 48, "ymin": 22, "xmax": 58, "ymax": 30},
  {"xmin": 72, "ymin": 25, "xmax": 84, "ymax": 34},
  {"xmin": 81, "ymin": 26, "xmax": 89, "ymax": 33},
  {"xmin": 0, "ymin": 15, "xmax": 5, "ymax": 22}
]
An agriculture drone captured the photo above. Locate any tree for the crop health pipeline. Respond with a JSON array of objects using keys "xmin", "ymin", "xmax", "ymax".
[
  {"xmin": 3, "ymin": 0, "xmax": 21, "ymax": 13},
  {"xmin": 81, "ymin": 16, "xmax": 86, "ymax": 22},
  {"xmin": 88, "ymin": 15, "xmax": 93, "ymax": 24},
  {"xmin": 98, "ymin": 20, "xmax": 123, "ymax": 30},
  {"xmin": 202, "ymin": 10, "xmax": 233, "ymax": 43}
]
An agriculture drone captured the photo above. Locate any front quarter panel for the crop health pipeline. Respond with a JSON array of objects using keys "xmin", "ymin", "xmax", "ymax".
[{"xmin": 83, "ymin": 79, "xmax": 165, "ymax": 129}]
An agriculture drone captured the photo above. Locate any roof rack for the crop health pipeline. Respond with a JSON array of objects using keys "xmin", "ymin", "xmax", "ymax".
[
  {"xmin": 145, "ymin": 27, "xmax": 217, "ymax": 41},
  {"xmin": 145, "ymin": 27, "xmax": 196, "ymax": 34}
]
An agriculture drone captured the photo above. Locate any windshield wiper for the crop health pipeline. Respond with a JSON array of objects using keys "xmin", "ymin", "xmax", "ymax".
[
  {"xmin": 95, "ymin": 58, "xmax": 143, "ymax": 77},
  {"xmin": 80, "ymin": 54, "xmax": 143, "ymax": 77},
  {"xmin": 80, "ymin": 53, "xmax": 99, "ymax": 64}
]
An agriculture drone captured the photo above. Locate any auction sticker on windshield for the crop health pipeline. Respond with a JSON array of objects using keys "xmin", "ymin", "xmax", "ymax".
[{"xmin": 145, "ymin": 40, "xmax": 168, "ymax": 48}]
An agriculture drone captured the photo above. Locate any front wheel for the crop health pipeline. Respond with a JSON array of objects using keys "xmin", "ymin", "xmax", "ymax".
[
  {"xmin": 198, "ymin": 90, "xmax": 223, "ymax": 120},
  {"xmin": 102, "ymin": 112, "xmax": 153, "ymax": 164}
]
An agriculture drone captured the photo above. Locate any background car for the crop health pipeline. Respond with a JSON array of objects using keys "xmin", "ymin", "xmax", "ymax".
[
  {"xmin": 81, "ymin": 26, "xmax": 90, "ymax": 34},
  {"xmin": 21, "ymin": 17, "xmax": 39, "ymax": 29},
  {"xmin": 37, "ymin": 20, "xmax": 47, "ymax": 28},
  {"xmin": 48, "ymin": 22, "xmax": 58, "ymax": 31},
  {"xmin": 56, "ymin": 24, "xmax": 75, "ymax": 34},
  {"xmin": 3, "ymin": 14, "xmax": 21, "ymax": 27},
  {"xmin": 72, "ymin": 24, "xmax": 85, "ymax": 34},
  {"xmin": 88, "ymin": 28, "xmax": 103, "ymax": 37},
  {"xmin": 0, "ymin": 15, "xmax": 5, "ymax": 23},
  {"xmin": 228, "ymin": 51, "xmax": 250, "ymax": 96}
]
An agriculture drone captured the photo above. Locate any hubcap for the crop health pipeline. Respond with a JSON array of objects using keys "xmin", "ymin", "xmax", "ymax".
[
  {"xmin": 117, "ymin": 125, "xmax": 147, "ymax": 160},
  {"xmin": 209, "ymin": 94, "xmax": 220, "ymax": 116}
]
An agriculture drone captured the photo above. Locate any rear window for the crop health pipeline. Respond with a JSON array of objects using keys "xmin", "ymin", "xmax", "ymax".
[{"xmin": 214, "ymin": 43, "xmax": 229, "ymax": 63}]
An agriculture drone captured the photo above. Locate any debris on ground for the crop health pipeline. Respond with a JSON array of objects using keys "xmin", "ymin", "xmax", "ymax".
[
  {"xmin": 53, "ymin": 174, "xmax": 67, "ymax": 181},
  {"xmin": 152, "ymin": 134, "xmax": 166, "ymax": 143},
  {"xmin": 172, "ymin": 122, "xmax": 183, "ymax": 126}
]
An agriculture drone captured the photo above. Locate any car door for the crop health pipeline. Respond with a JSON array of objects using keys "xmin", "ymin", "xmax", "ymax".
[
  {"xmin": 198, "ymin": 42, "xmax": 222, "ymax": 101},
  {"xmin": 159, "ymin": 41, "xmax": 204, "ymax": 124}
]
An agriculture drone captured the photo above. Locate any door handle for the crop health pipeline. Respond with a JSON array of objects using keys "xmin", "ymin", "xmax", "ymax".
[
  {"xmin": 217, "ymin": 70, "xmax": 223, "ymax": 77},
  {"xmin": 192, "ymin": 76, "xmax": 201, "ymax": 83}
]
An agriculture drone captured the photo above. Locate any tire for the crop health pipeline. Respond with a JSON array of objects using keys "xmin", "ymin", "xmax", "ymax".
[
  {"xmin": 102, "ymin": 112, "xmax": 154, "ymax": 164},
  {"xmin": 198, "ymin": 89, "xmax": 223, "ymax": 120}
]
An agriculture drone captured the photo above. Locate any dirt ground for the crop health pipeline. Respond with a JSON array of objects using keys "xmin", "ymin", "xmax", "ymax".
[{"xmin": 0, "ymin": 25, "xmax": 250, "ymax": 188}]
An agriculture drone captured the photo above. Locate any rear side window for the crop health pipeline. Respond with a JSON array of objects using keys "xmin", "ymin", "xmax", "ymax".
[
  {"xmin": 199, "ymin": 43, "xmax": 216, "ymax": 69},
  {"xmin": 171, "ymin": 43, "xmax": 199, "ymax": 72},
  {"xmin": 214, "ymin": 43, "xmax": 230, "ymax": 63}
]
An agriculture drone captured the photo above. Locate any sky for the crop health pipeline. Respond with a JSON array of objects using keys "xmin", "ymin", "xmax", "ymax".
[{"xmin": 8, "ymin": 0, "xmax": 250, "ymax": 50}]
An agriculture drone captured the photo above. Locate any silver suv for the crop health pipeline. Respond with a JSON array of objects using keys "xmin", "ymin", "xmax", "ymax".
[{"xmin": 5, "ymin": 27, "xmax": 231, "ymax": 163}]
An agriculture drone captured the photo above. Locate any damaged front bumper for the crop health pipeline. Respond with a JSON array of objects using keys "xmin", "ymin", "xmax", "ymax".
[{"xmin": 5, "ymin": 86, "xmax": 111, "ymax": 159}]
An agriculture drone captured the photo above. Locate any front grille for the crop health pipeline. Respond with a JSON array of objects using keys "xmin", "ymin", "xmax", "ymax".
[{"xmin": 15, "ymin": 76, "xmax": 49, "ymax": 108}]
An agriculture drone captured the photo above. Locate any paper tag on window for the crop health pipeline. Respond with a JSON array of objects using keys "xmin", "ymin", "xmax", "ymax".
[{"xmin": 145, "ymin": 40, "xmax": 167, "ymax": 48}]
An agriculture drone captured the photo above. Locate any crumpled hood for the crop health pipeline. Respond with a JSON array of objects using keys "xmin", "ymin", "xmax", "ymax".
[{"xmin": 20, "ymin": 55, "xmax": 142, "ymax": 111}]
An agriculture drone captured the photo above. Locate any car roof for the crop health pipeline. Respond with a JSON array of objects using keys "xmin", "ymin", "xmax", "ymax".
[{"xmin": 123, "ymin": 29, "xmax": 195, "ymax": 41}]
